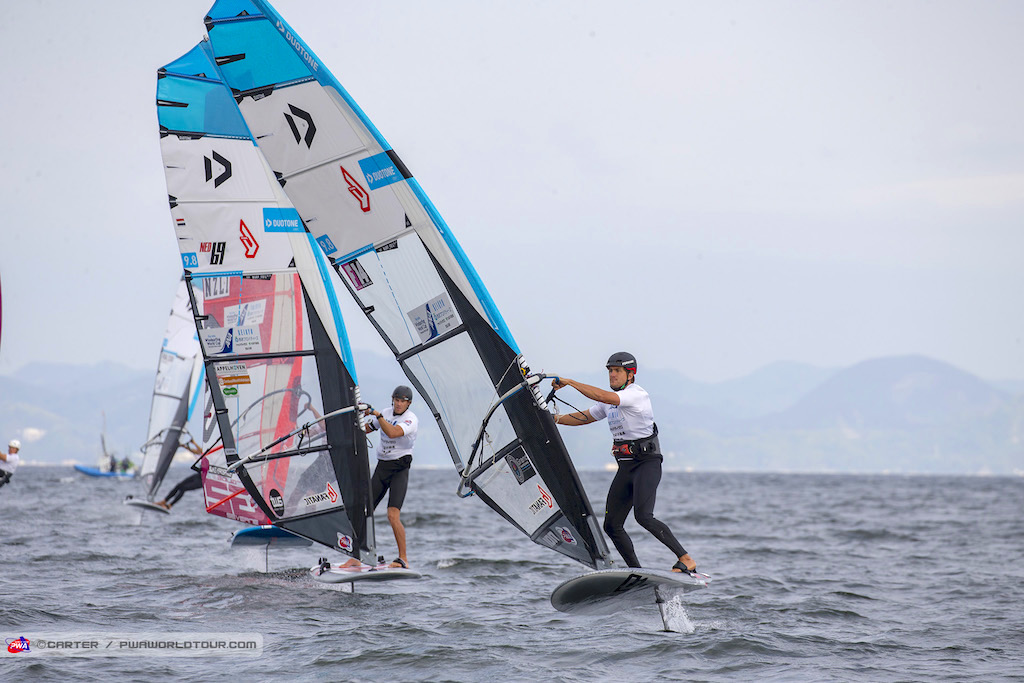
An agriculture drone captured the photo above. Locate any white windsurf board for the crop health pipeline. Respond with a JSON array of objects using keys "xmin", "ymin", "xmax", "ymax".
[{"xmin": 310, "ymin": 560, "xmax": 421, "ymax": 584}]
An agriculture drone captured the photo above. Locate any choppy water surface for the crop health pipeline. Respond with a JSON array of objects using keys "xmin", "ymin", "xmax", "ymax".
[{"xmin": 2, "ymin": 467, "xmax": 1023, "ymax": 681}]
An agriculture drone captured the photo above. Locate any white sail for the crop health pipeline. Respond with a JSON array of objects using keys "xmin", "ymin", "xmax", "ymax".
[
  {"xmin": 199, "ymin": 0, "xmax": 611, "ymax": 568},
  {"xmin": 138, "ymin": 277, "xmax": 203, "ymax": 500},
  {"xmin": 156, "ymin": 40, "xmax": 376, "ymax": 561}
]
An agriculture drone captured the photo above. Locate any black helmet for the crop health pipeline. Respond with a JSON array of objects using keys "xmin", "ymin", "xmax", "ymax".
[
  {"xmin": 392, "ymin": 385, "xmax": 413, "ymax": 402},
  {"xmin": 605, "ymin": 352, "xmax": 637, "ymax": 374}
]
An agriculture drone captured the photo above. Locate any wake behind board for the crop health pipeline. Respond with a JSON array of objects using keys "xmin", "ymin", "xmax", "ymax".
[
  {"xmin": 551, "ymin": 567, "xmax": 709, "ymax": 615},
  {"xmin": 232, "ymin": 525, "xmax": 312, "ymax": 548},
  {"xmin": 123, "ymin": 496, "xmax": 170, "ymax": 515},
  {"xmin": 74, "ymin": 464, "xmax": 135, "ymax": 479},
  {"xmin": 310, "ymin": 559, "xmax": 421, "ymax": 585}
]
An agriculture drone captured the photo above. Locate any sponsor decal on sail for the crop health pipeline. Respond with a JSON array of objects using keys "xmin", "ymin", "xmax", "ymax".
[
  {"xmin": 316, "ymin": 234, "xmax": 337, "ymax": 255},
  {"xmin": 203, "ymin": 151, "xmax": 232, "ymax": 187},
  {"xmin": 341, "ymin": 259, "xmax": 372, "ymax": 290},
  {"xmin": 340, "ymin": 166, "xmax": 370, "ymax": 212},
  {"xmin": 215, "ymin": 361, "xmax": 251, "ymax": 387},
  {"xmin": 276, "ymin": 20, "xmax": 319, "ymax": 72},
  {"xmin": 407, "ymin": 295, "xmax": 459, "ymax": 343},
  {"xmin": 202, "ymin": 276, "xmax": 231, "ymax": 301},
  {"xmin": 284, "ymin": 104, "xmax": 316, "ymax": 148},
  {"xmin": 303, "ymin": 481, "xmax": 339, "ymax": 507},
  {"xmin": 199, "ymin": 241, "xmax": 226, "ymax": 265},
  {"xmin": 505, "ymin": 451, "xmax": 536, "ymax": 485},
  {"xmin": 269, "ymin": 488, "xmax": 285, "ymax": 516},
  {"xmin": 358, "ymin": 152, "xmax": 404, "ymax": 191},
  {"xmin": 201, "ymin": 327, "xmax": 233, "ymax": 354},
  {"xmin": 262, "ymin": 207, "xmax": 303, "ymax": 233},
  {"xmin": 224, "ymin": 300, "xmax": 266, "ymax": 327},
  {"xmin": 239, "ymin": 219, "xmax": 259, "ymax": 258},
  {"xmin": 529, "ymin": 485, "xmax": 554, "ymax": 514},
  {"xmin": 337, "ymin": 533, "xmax": 353, "ymax": 551}
]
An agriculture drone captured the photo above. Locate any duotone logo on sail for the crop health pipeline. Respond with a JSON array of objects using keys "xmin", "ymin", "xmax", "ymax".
[
  {"xmin": 283, "ymin": 104, "xmax": 315, "ymax": 148},
  {"xmin": 262, "ymin": 208, "xmax": 303, "ymax": 233},
  {"xmin": 203, "ymin": 151, "xmax": 232, "ymax": 187},
  {"xmin": 276, "ymin": 20, "xmax": 319, "ymax": 72},
  {"xmin": 359, "ymin": 152, "xmax": 404, "ymax": 191}
]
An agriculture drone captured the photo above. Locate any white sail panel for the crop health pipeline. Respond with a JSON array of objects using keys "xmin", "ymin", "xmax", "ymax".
[{"xmin": 139, "ymin": 277, "xmax": 201, "ymax": 499}]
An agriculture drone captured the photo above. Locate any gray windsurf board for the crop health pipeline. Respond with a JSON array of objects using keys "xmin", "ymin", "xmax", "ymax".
[{"xmin": 551, "ymin": 567, "xmax": 708, "ymax": 615}]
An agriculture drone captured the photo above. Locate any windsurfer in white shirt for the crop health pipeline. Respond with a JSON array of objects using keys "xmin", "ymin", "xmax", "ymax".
[
  {"xmin": 550, "ymin": 352, "xmax": 698, "ymax": 575},
  {"xmin": 0, "ymin": 439, "xmax": 21, "ymax": 489},
  {"xmin": 360, "ymin": 385, "xmax": 419, "ymax": 569}
]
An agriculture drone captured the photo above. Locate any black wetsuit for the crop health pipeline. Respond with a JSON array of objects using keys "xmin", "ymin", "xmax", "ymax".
[
  {"xmin": 165, "ymin": 471, "xmax": 202, "ymax": 507},
  {"xmin": 371, "ymin": 455, "xmax": 412, "ymax": 510},
  {"xmin": 603, "ymin": 448, "xmax": 687, "ymax": 568}
]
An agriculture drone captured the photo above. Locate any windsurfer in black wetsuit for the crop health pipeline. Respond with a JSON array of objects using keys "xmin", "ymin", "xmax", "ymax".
[
  {"xmin": 551, "ymin": 352, "xmax": 698, "ymax": 575},
  {"xmin": 156, "ymin": 439, "xmax": 204, "ymax": 510}
]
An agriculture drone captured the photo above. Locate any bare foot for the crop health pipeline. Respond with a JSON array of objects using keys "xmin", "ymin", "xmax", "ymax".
[
  {"xmin": 339, "ymin": 558, "xmax": 363, "ymax": 570},
  {"xmin": 389, "ymin": 558, "xmax": 409, "ymax": 569}
]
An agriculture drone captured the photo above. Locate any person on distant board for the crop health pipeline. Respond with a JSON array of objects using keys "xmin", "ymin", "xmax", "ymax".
[
  {"xmin": 155, "ymin": 440, "xmax": 204, "ymax": 510},
  {"xmin": 0, "ymin": 439, "xmax": 21, "ymax": 490},
  {"xmin": 341, "ymin": 385, "xmax": 419, "ymax": 570},
  {"xmin": 550, "ymin": 352, "xmax": 698, "ymax": 576}
]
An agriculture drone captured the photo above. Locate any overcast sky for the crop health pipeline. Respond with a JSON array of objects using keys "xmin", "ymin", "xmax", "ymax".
[{"xmin": 1, "ymin": 0, "xmax": 1021, "ymax": 383}]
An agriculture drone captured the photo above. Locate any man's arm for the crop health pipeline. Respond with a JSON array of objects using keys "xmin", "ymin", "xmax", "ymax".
[
  {"xmin": 553, "ymin": 410, "xmax": 596, "ymax": 426},
  {"xmin": 372, "ymin": 411, "xmax": 405, "ymax": 439},
  {"xmin": 550, "ymin": 377, "xmax": 620, "ymax": 406}
]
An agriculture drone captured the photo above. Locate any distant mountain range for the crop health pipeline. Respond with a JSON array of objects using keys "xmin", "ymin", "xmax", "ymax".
[{"xmin": 1, "ymin": 354, "xmax": 1021, "ymax": 475}]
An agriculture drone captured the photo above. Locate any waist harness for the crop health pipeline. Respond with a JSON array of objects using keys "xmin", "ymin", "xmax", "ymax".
[{"xmin": 611, "ymin": 423, "xmax": 661, "ymax": 461}]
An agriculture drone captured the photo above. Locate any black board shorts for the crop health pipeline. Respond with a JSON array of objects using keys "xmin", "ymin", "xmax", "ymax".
[{"xmin": 371, "ymin": 454, "xmax": 412, "ymax": 510}]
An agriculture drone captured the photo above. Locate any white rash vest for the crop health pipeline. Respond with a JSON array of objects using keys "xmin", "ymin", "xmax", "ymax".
[
  {"xmin": 589, "ymin": 383, "xmax": 655, "ymax": 440},
  {"xmin": 0, "ymin": 451, "xmax": 20, "ymax": 474},
  {"xmin": 372, "ymin": 407, "xmax": 419, "ymax": 461}
]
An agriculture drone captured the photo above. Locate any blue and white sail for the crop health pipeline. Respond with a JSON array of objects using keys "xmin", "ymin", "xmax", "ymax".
[
  {"xmin": 156, "ymin": 39, "xmax": 376, "ymax": 561},
  {"xmin": 201, "ymin": 0, "xmax": 611, "ymax": 569},
  {"xmin": 138, "ymin": 277, "xmax": 204, "ymax": 501}
]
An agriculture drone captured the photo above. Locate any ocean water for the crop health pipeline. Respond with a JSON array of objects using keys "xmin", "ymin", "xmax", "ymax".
[{"xmin": 2, "ymin": 466, "xmax": 1023, "ymax": 681}]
